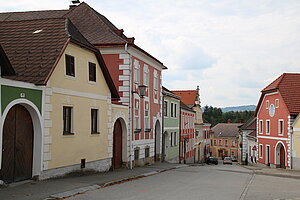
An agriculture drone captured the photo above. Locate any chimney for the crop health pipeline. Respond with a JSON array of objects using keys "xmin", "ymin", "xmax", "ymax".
[
  {"xmin": 114, "ymin": 29, "xmax": 124, "ymax": 36},
  {"xmin": 127, "ymin": 37, "xmax": 135, "ymax": 44},
  {"xmin": 69, "ymin": 0, "xmax": 80, "ymax": 9}
]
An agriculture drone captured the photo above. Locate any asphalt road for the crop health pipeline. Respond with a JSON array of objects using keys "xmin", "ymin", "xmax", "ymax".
[{"xmin": 67, "ymin": 162, "xmax": 300, "ymax": 200}]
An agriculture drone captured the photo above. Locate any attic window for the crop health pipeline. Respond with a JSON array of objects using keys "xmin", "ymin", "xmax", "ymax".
[{"xmin": 33, "ymin": 29, "xmax": 43, "ymax": 34}]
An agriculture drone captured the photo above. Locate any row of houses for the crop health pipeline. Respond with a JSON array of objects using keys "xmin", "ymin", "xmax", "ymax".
[
  {"xmin": 0, "ymin": 2, "xmax": 210, "ymax": 184},
  {"xmin": 240, "ymin": 73, "xmax": 300, "ymax": 170}
]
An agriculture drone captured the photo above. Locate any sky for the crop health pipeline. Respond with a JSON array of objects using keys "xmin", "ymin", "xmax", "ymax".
[{"xmin": 1, "ymin": 0, "xmax": 300, "ymax": 108}]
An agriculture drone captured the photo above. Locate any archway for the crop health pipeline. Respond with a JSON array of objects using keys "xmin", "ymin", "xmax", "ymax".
[
  {"xmin": 112, "ymin": 117, "xmax": 127, "ymax": 169},
  {"xmin": 0, "ymin": 100, "xmax": 43, "ymax": 183},
  {"xmin": 154, "ymin": 120, "xmax": 161, "ymax": 162},
  {"xmin": 275, "ymin": 142, "xmax": 286, "ymax": 169},
  {"xmin": 1, "ymin": 105, "xmax": 33, "ymax": 183}
]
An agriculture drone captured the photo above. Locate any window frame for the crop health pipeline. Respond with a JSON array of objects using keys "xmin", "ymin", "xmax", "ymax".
[
  {"xmin": 88, "ymin": 62, "xmax": 96, "ymax": 82},
  {"xmin": 91, "ymin": 108, "xmax": 99, "ymax": 134},
  {"xmin": 278, "ymin": 119, "xmax": 284, "ymax": 136},
  {"xmin": 65, "ymin": 54, "xmax": 75, "ymax": 77},
  {"xmin": 275, "ymin": 99, "xmax": 279, "ymax": 108},
  {"xmin": 63, "ymin": 106, "xmax": 74, "ymax": 135},
  {"xmin": 259, "ymin": 120, "xmax": 263, "ymax": 134},
  {"xmin": 164, "ymin": 100, "xmax": 168, "ymax": 117},
  {"xmin": 259, "ymin": 144, "xmax": 263, "ymax": 158},
  {"xmin": 266, "ymin": 100, "xmax": 269, "ymax": 109},
  {"xmin": 266, "ymin": 120, "xmax": 270, "ymax": 135}
]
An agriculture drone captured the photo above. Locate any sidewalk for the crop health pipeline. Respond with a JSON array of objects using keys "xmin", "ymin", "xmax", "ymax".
[
  {"xmin": 241, "ymin": 164, "xmax": 300, "ymax": 179},
  {"xmin": 0, "ymin": 162, "xmax": 187, "ymax": 200}
]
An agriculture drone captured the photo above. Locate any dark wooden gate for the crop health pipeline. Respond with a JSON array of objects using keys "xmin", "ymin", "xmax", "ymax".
[
  {"xmin": 113, "ymin": 119, "xmax": 122, "ymax": 169},
  {"xmin": 280, "ymin": 145, "xmax": 285, "ymax": 169},
  {"xmin": 0, "ymin": 105, "xmax": 33, "ymax": 183}
]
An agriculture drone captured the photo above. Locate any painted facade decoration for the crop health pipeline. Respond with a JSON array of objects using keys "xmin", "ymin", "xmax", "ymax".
[
  {"xmin": 179, "ymin": 102, "xmax": 195, "ymax": 163},
  {"xmin": 0, "ymin": 16, "xmax": 127, "ymax": 183},
  {"xmin": 162, "ymin": 86, "xmax": 180, "ymax": 163},
  {"xmin": 210, "ymin": 123, "xmax": 242, "ymax": 159},
  {"xmin": 255, "ymin": 73, "xmax": 300, "ymax": 169},
  {"xmin": 239, "ymin": 117, "xmax": 257, "ymax": 165}
]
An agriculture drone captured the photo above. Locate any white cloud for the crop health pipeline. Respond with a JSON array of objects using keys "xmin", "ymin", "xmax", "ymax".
[{"xmin": 1, "ymin": 0, "xmax": 300, "ymax": 107}]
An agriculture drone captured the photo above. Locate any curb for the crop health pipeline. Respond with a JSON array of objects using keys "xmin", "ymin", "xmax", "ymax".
[{"xmin": 45, "ymin": 164, "xmax": 187, "ymax": 200}]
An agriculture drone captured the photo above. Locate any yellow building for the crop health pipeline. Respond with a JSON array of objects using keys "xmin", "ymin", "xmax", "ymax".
[
  {"xmin": 292, "ymin": 114, "xmax": 300, "ymax": 170},
  {"xmin": 0, "ymin": 18, "xmax": 128, "ymax": 182}
]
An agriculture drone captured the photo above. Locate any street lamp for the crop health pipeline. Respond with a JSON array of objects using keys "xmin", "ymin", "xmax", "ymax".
[{"xmin": 133, "ymin": 84, "xmax": 147, "ymax": 98}]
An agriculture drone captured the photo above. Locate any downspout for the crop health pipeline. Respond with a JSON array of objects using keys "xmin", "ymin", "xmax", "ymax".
[
  {"xmin": 125, "ymin": 43, "xmax": 133, "ymax": 170},
  {"xmin": 161, "ymin": 95, "xmax": 165, "ymax": 162}
]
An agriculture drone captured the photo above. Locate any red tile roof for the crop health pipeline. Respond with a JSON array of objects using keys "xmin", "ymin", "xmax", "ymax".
[
  {"xmin": 0, "ymin": 44, "xmax": 15, "ymax": 75},
  {"xmin": 0, "ymin": 2, "xmax": 167, "ymax": 69},
  {"xmin": 0, "ymin": 18, "xmax": 119, "ymax": 99},
  {"xmin": 212, "ymin": 123, "xmax": 242, "ymax": 138},
  {"xmin": 256, "ymin": 73, "xmax": 300, "ymax": 115},
  {"xmin": 172, "ymin": 90, "xmax": 197, "ymax": 106}
]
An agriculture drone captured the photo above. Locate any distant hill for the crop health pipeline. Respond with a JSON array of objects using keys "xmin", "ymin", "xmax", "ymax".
[{"xmin": 221, "ymin": 105, "xmax": 256, "ymax": 113}]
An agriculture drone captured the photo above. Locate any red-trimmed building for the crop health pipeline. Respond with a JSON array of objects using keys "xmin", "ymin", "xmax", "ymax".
[
  {"xmin": 255, "ymin": 73, "xmax": 300, "ymax": 169},
  {"xmin": 179, "ymin": 102, "xmax": 195, "ymax": 163}
]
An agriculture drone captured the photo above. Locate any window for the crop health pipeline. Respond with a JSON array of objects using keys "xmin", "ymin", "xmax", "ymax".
[
  {"xmin": 134, "ymin": 148, "xmax": 139, "ymax": 160},
  {"xmin": 144, "ymin": 102, "xmax": 150, "ymax": 130},
  {"xmin": 171, "ymin": 132, "xmax": 177, "ymax": 147},
  {"xmin": 134, "ymin": 60, "xmax": 140, "ymax": 84},
  {"xmin": 259, "ymin": 120, "xmax": 263, "ymax": 134},
  {"xmin": 214, "ymin": 139, "xmax": 216, "ymax": 146},
  {"xmin": 143, "ymin": 64, "xmax": 149, "ymax": 86},
  {"xmin": 134, "ymin": 100, "xmax": 140, "ymax": 131},
  {"xmin": 232, "ymin": 140, "xmax": 236, "ymax": 147},
  {"xmin": 154, "ymin": 71, "xmax": 158, "ymax": 90},
  {"xmin": 174, "ymin": 104, "xmax": 177, "ymax": 117},
  {"xmin": 266, "ymin": 120, "xmax": 270, "ymax": 134},
  {"xmin": 231, "ymin": 151, "xmax": 235, "ymax": 156},
  {"xmin": 275, "ymin": 99, "xmax": 279, "ymax": 108},
  {"xmin": 225, "ymin": 140, "xmax": 228, "ymax": 147},
  {"xmin": 145, "ymin": 147, "xmax": 150, "ymax": 158},
  {"xmin": 88, "ymin": 62, "xmax": 96, "ymax": 82},
  {"xmin": 63, "ymin": 106, "xmax": 73, "ymax": 135},
  {"xmin": 219, "ymin": 140, "xmax": 222, "ymax": 146},
  {"xmin": 65, "ymin": 54, "xmax": 75, "ymax": 77},
  {"xmin": 164, "ymin": 101, "xmax": 168, "ymax": 117},
  {"xmin": 91, "ymin": 109, "xmax": 99, "ymax": 134},
  {"xmin": 266, "ymin": 100, "xmax": 269, "ymax": 109},
  {"xmin": 278, "ymin": 119, "xmax": 284, "ymax": 135},
  {"xmin": 259, "ymin": 144, "xmax": 263, "ymax": 158},
  {"xmin": 171, "ymin": 103, "xmax": 174, "ymax": 117}
]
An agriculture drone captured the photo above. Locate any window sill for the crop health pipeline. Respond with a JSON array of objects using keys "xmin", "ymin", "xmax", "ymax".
[
  {"xmin": 134, "ymin": 129, "xmax": 141, "ymax": 133},
  {"xmin": 91, "ymin": 132, "xmax": 100, "ymax": 135},
  {"xmin": 145, "ymin": 128, "xmax": 151, "ymax": 132},
  {"xmin": 88, "ymin": 80, "xmax": 97, "ymax": 84},
  {"xmin": 63, "ymin": 132, "xmax": 75, "ymax": 136},
  {"xmin": 65, "ymin": 75, "xmax": 76, "ymax": 80}
]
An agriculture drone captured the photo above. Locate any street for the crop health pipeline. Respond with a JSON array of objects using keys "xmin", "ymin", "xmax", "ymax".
[{"xmin": 67, "ymin": 163, "xmax": 300, "ymax": 200}]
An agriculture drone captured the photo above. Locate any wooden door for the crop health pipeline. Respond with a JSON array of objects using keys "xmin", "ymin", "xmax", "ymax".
[
  {"xmin": 113, "ymin": 119, "xmax": 122, "ymax": 169},
  {"xmin": 0, "ymin": 105, "xmax": 33, "ymax": 183},
  {"xmin": 280, "ymin": 145, "xmax": 285, "ymax": 169}
]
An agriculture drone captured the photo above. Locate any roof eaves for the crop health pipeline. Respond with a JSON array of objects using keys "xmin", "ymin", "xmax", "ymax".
[{"xmin": 0, "ymin": 44, "xmax": 15, "ymax": 75}]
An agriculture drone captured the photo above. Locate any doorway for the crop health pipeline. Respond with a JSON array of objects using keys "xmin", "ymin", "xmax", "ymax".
[
  {"xmin": 0, "ymin": 105, "xmax": 33, "ymax": 183},
  {"xmin": 113, "ymin": 119, "xmax": 122, "ymax": 169}
]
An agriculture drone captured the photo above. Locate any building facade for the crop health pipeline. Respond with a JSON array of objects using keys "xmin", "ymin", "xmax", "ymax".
[
  {"xmin": 162, "ymin": 86, "xmax": 180, "ymax": 163},
  {"xmin": 255, "ymin": 73, "xmax": 300, "ymax": 169},
  {"xmin": 211, "ymin": 123, "xmax": 242, "ymax": 159},
  {"xmin": 179, "ymin": 102, "xmax": 195, "ymax": 163},
  {"xmin": 292, "ymin": 114, "xmax": 300, "ymax": 169},
  {"xmin": 0, "ymin": 17, "xmax": 128, "ymax": 183}
]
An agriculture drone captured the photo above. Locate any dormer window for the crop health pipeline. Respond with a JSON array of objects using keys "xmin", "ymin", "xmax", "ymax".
[{"xmin": 66, "ymin": 54, "xmax": 75, "ymax": 77}]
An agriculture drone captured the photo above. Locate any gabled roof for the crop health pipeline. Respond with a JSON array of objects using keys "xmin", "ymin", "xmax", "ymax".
[
  {"xmin": 212, "ymin": 123, "xmax": 243, "ymax": 138},
  {"xmin": 0, "ymin": 44, "xmax": 15, "ymax": 76},
  {"xmin": 162, "ymin": 86, "xmax": 180, "ymax": 100},
  {"xmin": 255, "ymin": 73, "xmax": 300, "ymax": 115},
  {"xmin": 0, "ymin": 18, "xmax": 119, "ymax": 98},
  {"xmin": 180, "ymin": 101, "xmax": 195, "ymax": 113},
  {"xmin": 239, "ymin": 116, "xmax": 256, "ymax": 130},
  {"xmin": 0, "ymin": 3, "xmax": 167, "ymax": 69},
  {"xmin": 172, "ymin": 90, "xmax": 197, "ymax": 106}
]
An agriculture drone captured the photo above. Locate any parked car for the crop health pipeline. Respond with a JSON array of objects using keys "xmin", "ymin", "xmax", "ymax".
[
  {"xmin": 206, "ymin": 156, "xmax": 218, "ymax": 165},
  {"xmin": 231, "ymin": 156, "xmax": 237, "ymax": 162},
  {"xmin": 223, "ymin": 157, "xmax": 233, "ymax": 165}
]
